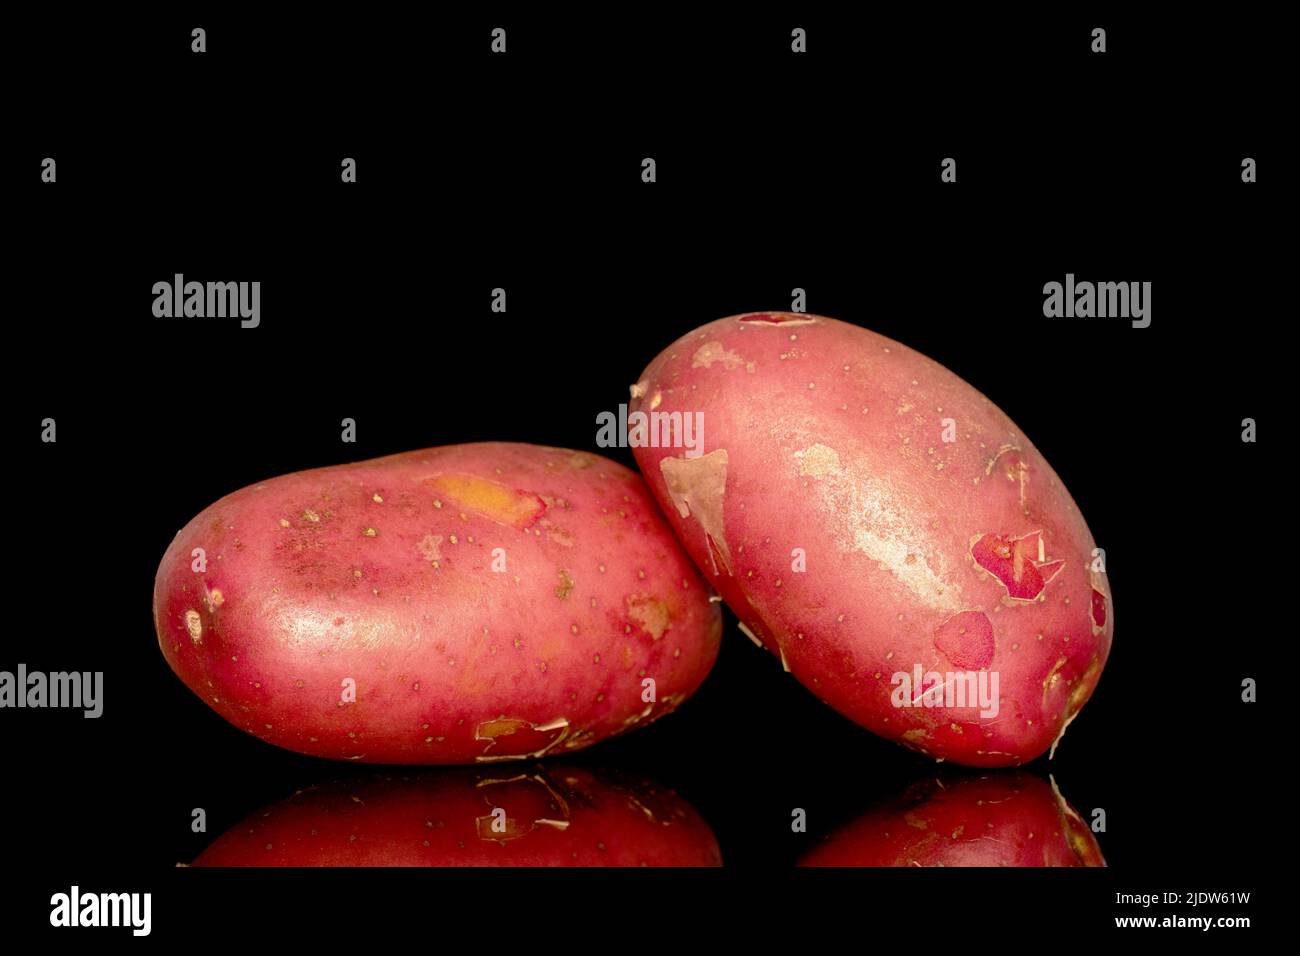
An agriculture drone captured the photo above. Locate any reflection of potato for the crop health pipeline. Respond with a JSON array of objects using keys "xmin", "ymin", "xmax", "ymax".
[
  {"xmin": 154, "ymin": 443, "xmax": 721, "ymax": 763},
  {"xmin": 194, "ymin": 766, "xmax": 721, "ymax": 867},
  {"xmin": 631, "ymin": 313, "xmax": 1111, "ymax": 766},
  {"xmin": 801, "ymin": 772, "xmax": 1104, "ymax": 867}
]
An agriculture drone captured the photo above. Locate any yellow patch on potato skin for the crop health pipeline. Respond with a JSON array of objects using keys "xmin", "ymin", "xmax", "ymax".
[{"xmin": 424, "ymin": 473, "xmax": 545, "ymax": 529}]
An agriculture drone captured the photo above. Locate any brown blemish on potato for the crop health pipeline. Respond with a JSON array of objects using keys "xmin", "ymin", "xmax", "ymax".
[
  {"xmin": 303, "ymin": 509, "xmax": 320, "ymax": 523},
  {"xmin": 474, "ymin": 716, "xmax": 570, "ymax": 762},
  {"xmin": 626, "ymin": 596, "xmax": 670, "ymax": 640},
  {"xmin": 184, "ymin": 609, "xmax": 203, "ymax": 643},
  {"xmin": 361, "ymin": 527, "xmax": 377, "ymax": 537},
  {"xmin": 555, "ymin": 569, "xmax": 574, "ymax": 599},
  {"xmin": 476, "ymin": 717, "xmax": 528, "ymax": 740},
  {"xmin": 661, "ymin": 450, "xmax": 731, "ymax": 574},
  {"xmin": 278, "ymin": 518, "xmax": 290, "ymax": 528},
  {"xmin": 543, "ymin": 521, "xmax": 574, "ymax": 547}
]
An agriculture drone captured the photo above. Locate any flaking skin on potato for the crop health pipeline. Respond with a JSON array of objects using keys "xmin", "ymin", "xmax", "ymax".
[
  {"xmin": 153, "ymin": 443, "xmax": 722, "ymax": 764},
  {"xmin": 630, "ymin": 313, "xmax": 1112, "ymax": 767},
  {"xmin": 192, "ymin": 765, "xmax": 722, "ymax": 867}
]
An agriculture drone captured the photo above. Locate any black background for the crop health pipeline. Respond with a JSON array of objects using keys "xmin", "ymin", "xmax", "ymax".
[{"xmin": 6, "ymin": 6, "xmax": 1277, "ymax": 938}]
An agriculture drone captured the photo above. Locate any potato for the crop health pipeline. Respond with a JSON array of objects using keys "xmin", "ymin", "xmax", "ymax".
[
  {"xmin": 152, "ymin": 443, "xmax": 721, "ymax": 763},
  {"xmin": 192, "ymin": 765, "xmax": 721, "ymax": 866},
  {"xmin": 799, "ymin": 772, "xmax": 1105, "ymax": 867},
  {"xmin": 629, "ymin": 313, "xmax": 1111, "ymax": 767}
]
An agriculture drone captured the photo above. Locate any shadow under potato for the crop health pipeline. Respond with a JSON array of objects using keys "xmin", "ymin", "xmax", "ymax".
[{"xmin": 191, "ymin": 764, "xmax": 721, "ymax": 867}]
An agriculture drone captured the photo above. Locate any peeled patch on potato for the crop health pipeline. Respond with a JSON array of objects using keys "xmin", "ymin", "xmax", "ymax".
[
  {"xmin": 799, "ymin": 772, "xmax": 1104, "ymax": 867},
  {"xmin": 152, "ymin": 443, "xmax": 722, "ymax": 764},
  {"xmin": 630, "ymin": 313, "xmax": 1112, "ymax": 767},
  {"xmin": 192, "ymin": 765, "xmax": 722, "ymax": 867}
]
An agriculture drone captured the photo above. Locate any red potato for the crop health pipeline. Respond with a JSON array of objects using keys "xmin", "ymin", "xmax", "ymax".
[
  {"xmin": 630, "ymin": 313, "xmax": 1112, "ymax": 767},
  {"xmin": 192, "ymin": 765, "xmax": 721, "ymax": 866},
  {"xmin": 153, "ymin": 443, "xmax": 721, "ymax": 764},
  {"xmin": 799, "ymin": 772, "xmax": 1105, "ymax": 867}
]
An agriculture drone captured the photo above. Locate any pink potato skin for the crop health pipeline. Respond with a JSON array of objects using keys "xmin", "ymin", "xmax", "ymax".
[
  {"xmin": 630, "ymin": 313, "xmax": 1112, "ymax": 767},
  {"xmin": 192, "ymin": 765, "xmax": 722, "ymax": 867},
  {"xmin": 153, "ymin": 443, "xmax": 722, "ymax": 764},
  {"xmin": 799, "ymin": 772, "xmax": 1105, "ymax": 867}
]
